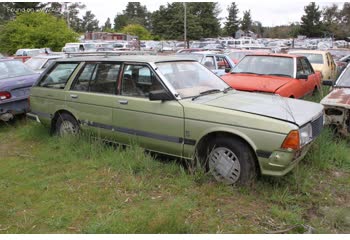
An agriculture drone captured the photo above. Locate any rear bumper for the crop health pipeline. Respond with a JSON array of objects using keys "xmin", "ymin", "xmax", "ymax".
[
  {"xmin": 0, "ymin": 99, "xmax": 29, "ymax": 115},
  {"xmin": 26, "ymin": 112, "xmax": 41, "ymax": 123}
]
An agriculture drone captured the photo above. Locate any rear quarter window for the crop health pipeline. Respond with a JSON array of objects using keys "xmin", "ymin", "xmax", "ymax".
[{"xmin": 38, "ymin": 63, "xmax": 79, "ymax": 89}]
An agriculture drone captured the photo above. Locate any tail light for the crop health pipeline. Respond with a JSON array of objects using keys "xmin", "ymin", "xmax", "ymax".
[
  {"xmin": 0, "ymin": 91, "xmax": 11, "ymax": 100},
  {"xmin": 281, "ymin": 130, "xmax": 300, "ymax": 150}
]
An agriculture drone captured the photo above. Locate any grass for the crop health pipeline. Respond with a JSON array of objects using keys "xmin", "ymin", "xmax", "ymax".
[{"xmin": 0, "ymin": 87, "xmax": 349, "ymax": 233}]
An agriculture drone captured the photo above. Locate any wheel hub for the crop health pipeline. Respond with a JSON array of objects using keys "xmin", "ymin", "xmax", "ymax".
[{"xmin": 209, "ymin": 147, "xmax": 241, "ymax": 184}]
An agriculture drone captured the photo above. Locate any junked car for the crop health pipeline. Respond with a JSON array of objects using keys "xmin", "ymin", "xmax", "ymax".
[
  {"xmin": 289, "ymin": 50, "xmax": 337, "ymax": 81},
  {"xmin": 25, "ymin": 55, "xmax": 65, "ymax": 73},
  {"xmin": 221, "ymin": 54, "xmax": 322, "ymax": 99},
  {"xmin": 27, "ymin": 55, "xmax": 324, "ymax": 185},
  {"xmin": 321, "ymin": 63, "xmax": 350, "ymax": 136},
  {"xmin": 176, "ymin": 52, "xmax": 235, "ymax": 76},
  {"xmin": 0, "ymin": 59, "xmax": 40, "ymax": 121}
]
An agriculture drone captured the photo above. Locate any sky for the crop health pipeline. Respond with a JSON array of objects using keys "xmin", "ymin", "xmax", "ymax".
[{"xmin": 80, "ymin": 0, "xmax": 346, "ymax": 28}]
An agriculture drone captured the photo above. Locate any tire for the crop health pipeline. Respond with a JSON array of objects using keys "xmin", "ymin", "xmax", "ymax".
[
  {"xmin": 55, "ymin": 113, "xmax": 79, "ymax": 136},
  {"xmin": 204, "ymin": 136, "xmax": 257, "ymax": 185}
]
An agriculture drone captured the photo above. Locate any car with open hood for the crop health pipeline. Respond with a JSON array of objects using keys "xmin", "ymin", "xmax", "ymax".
[
  {"xmin": 27, "ymin": 55, "xmax": 324, "ymax": 185},
  {"xmin": 221, "ymin": 54, "xmax": 322, "ymax": 99},
  {"xmin": 321, "ymin": 63, "xmax": 350, "ymax": 136}
]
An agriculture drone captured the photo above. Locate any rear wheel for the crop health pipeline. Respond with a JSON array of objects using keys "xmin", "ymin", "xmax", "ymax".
[
  {"xmin": 55, "ymin": 113, "xmax": 79, "ymax": 136},
  {"xmin": 204, "ymin": 136, "xmax": 257, "ymax": 185}
]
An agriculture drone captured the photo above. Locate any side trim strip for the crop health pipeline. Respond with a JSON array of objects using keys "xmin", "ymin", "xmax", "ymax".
[{"xmin": 81, "ymin": 120, "xmax": 196, "ymax": 146}]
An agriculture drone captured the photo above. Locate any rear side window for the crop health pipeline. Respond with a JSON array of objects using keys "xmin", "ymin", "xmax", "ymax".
[
  {"xmin": 72, "ymin": 63, "xmax": 121, "ymax": 94},
  {"xmin": 38, "ymin": 63, "xmax": 78, "ymax": 89}
]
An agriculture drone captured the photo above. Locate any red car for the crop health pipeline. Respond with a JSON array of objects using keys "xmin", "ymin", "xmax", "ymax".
[{"xmin": 221, "ymin": 54, "xmax": 322, "ymax": 98}]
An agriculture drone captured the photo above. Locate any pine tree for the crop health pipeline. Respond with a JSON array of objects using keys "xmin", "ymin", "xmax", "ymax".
[
  {"xmin": 240, "ymin": 10, "xmax": 252, "ymax": 32},
  {"xmin": 300, "ymin": 2, "xmax": 323, "ymax": 37},
  {"xmin": 223, "ymin": 2, "xmax": 240, "ymax": 37}
]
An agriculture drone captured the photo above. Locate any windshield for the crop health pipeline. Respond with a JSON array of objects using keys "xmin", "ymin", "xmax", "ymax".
[
  {"xmin": 336, "ymin": 66, "xmax": 350, "ymax": 87},
  {"xmin": 25, "ymin": 58, "xmax": 47, "ymax": 70},
  {"xmin": 0, "ymin": 60, "xmax": 35, "ymax": 80},
  {"xmin": 293, "ymin": 53, "xmax": 323, "ymax": 64},
  {"xmin": 229, "ymin": 52, "xmax": 248, "ymax": 60},
  {"xmin": 155, "ymin": 61, "xmax": 228, "ymax": 99},
  {"xmin": 232, "ymin": 55, "xmax": 294, "ymax": 78}
]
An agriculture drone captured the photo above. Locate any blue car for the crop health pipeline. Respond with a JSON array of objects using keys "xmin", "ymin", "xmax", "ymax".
[{"xmin": 0, "ymin": 59, "xmax": 40, "ymax": 121}]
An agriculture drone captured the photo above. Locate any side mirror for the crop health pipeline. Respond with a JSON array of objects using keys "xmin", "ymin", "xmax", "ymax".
[
  {"xmin": 225, "ymin": 68, "xmax": 231, "ymax": 73},
  {"xmin": 149, "ymin": 89, "xmax": 174, "ymax": 101},
  {"xmin": 296, "ymin": 73, "xmax": 308, "ymax": 80},
  {"xmin": 322, "ymin": 80, "xmax": 334, "ymax": 86}
]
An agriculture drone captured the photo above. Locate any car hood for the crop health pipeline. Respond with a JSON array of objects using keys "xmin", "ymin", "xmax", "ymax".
[
  {"xmin": 321, "ymin": 88, "xmax": 350, "ymax": 108},
  {"xmin": 221, "ymin": 74, "xmax": 292, "ymax": 93},
  {"xmin": 192, "ymin": 90, "xmax": 323, "ymax": 126}
]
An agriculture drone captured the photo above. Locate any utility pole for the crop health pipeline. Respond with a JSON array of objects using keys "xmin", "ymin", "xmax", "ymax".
[{"xmin": 183, "ymin": 2, "xmax": 187, "ymax": 48}]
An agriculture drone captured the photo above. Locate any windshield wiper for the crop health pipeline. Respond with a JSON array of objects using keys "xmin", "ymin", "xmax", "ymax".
[
  {"xmin": 267, "ymin": 73, "xmax": 292, "ymax": 78},
  {"xmin": 232, "ymin": 71, "xmax": 262, "ymax": 75},
  {"xmin": 223, "ymin": 86, "xmax": 233, "ymax": 93},
  {"xmin": 192, "ymin": 89, "xmax": 221, "ymax": 101}
]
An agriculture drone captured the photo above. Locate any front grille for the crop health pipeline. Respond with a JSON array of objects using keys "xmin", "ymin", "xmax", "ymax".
[{"xmin": 312, "ymin": 114, "xmax": 323, "ymax": 138}]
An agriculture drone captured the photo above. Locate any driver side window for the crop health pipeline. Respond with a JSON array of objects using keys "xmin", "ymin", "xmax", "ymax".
[{"xmin": 121, "ymin": 64, "xmax": 164, "ymax": 97}]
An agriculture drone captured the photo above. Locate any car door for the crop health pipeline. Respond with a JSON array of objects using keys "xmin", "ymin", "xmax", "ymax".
[
  {"xmin": 112, "ymin": 63, "xmax": 184, "ymax": 157},
  {"xmin": 66, "ymin": 62, "xmax": 121, "ymax": 138},
  {"xmin": 300, "ymin": 57, "xmax": 318, "ymax": 95},
  {"xmin": 292, "ymin": 58, "xmax": 311, "ymax": 98}
]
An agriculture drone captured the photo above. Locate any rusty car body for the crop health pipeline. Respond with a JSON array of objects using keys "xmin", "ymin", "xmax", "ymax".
[{"xmin": 321, "ymin": 63, "xmax": 350, "ymax": 136}]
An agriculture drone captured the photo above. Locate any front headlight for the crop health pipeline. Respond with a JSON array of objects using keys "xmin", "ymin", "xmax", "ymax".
[{"xmin": 299, "ymin": 123, "xmax": 313, "ymax": 146}]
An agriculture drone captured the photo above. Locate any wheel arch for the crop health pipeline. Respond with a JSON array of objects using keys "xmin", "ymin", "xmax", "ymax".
[
  {"xmin": 194, "ymin": 130, "xmax": 260, "ymax": 171},
  {"xmin": 50, "ymin": 109, "xmax": 79, "ymax": 134}
]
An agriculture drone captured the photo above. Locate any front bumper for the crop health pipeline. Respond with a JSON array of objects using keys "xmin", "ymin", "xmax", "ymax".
[{"xmin": 258, "ymin": 144, "xmax": 312, "ymax": 177}]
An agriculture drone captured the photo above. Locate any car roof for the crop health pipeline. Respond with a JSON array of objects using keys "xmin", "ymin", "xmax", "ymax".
[
  {"xmin": 30, "ymin": 55, "xmax": 65, "ymax": 59},
  {"xmin": 243, "ymin": 53, "xmax": 298, "ymax": 58},
  {"xmin": 289, "ymin": 50, "xmax": 328, "ymax": 54},
  {"xmin": 57, "ymin": 55, "xmax": 198, "ymax": 63}
]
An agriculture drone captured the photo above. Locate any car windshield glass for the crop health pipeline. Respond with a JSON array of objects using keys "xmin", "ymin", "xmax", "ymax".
[
  {"xmin": 229, "ymin": 52, "xmax": 248, "ymax": 60},
  {"xmin": 155, "ymin": 61, "xmax": 228, "ymax": 99},
  {"xmin": 294, "ymin": 53, "xmax": 323, "ymax": 64},
  {"xmin": 25, "ymin": 58, "xmax": 47, "ymax": 70},
  {"xmin": 84, "ymin": 44, "xmax": 96, "ymax": 50},
  {"xmin": 336, "ymin": 66, "xmax": 350, "ymax": 87},
  {"xmin": 0, "ymin": 60, "xmax": 35, "ymax": 80},
  {"xmin": 232, "ymin": 56, "xmax": 294, "ymax": 78}
]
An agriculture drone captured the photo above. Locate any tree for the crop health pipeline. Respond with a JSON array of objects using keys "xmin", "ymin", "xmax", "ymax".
[
  {"xmin": 121, "ymin": 24, "xmax": 151, "ymax": 40},
  {"xmin": 151, "ymin": 3, "xmax": 202, "ymax": 40},
  {"xmin": 223, "ymin": 2, "xmax": 240, "ymax": 37},
  {"xmin": 81, "ymin": 10, "xmax": 99, "ymax": 32},
  {"xmin": 187, "ymin": 2, "xmax": 221, "ymax": 38},
  {"xmin": 113, "ymin": 2, "xmax": 151, "ymax": 31},
  {"xmin": 0, "ymin": 3, "xmax": 15, "ymax": 23},
  {"xmin": 0, "ymin": 12, "xmax": 78, "ymax": 54},
  {"xmin": 251, "ymin": 21, "xmax": 263, "ymax": 37},
  {"xmin": 240, "ymin": 10, "xmax": 252, "ymax": 31},
  {"xmin": 300, "ymin": 2, "xmax": 323, "ymax": 37},
  {"xmin": 114, "ymin": 14, "xmax": 128, "ymax": 31},
  {"xmin": 102, "ymin": 17, "xmax": 112, "ymax": 32}
]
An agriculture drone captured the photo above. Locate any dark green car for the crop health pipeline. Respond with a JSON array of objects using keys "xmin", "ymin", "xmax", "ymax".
[{"xmin": 27, "ymin": 55, "xmax": 324, "ymax": 184}]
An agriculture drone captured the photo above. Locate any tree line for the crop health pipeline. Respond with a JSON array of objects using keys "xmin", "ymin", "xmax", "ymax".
[{"xmin": 0, "ymin": 2, "xmax": 350, "ymax": 54}]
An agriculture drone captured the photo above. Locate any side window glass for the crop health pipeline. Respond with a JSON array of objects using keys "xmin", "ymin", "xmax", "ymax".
[
  {"xmin": 89, "ymin": 63, "xmax": 120, "ymax": 94},
  {"xmin": 38, "ymin": 63, "xmax": 78, "ymax": 89},
  {"xmin": 216, "ymin": 56, "xmax": 229, "ymax": 69},
  {"xmin": 72, "ymin": 63, "xmax": 97, "ymax": 92},
  {"xmin": 296, "ymin": 59, "xmax": 305, "ymax": 75},
  {"xmin": 300, "ymin": 58, "xmax": 312, "ymax": 75},
  {"xmin": 121, "ymin": 64, "xmax": 164, "ymax": 97},
  {"xmin": 204, "ymin": 56, "xmax": 215, "ymax": 69}
]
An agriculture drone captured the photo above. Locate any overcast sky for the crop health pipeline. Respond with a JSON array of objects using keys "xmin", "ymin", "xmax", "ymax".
[{"xmin": 81, "ymin": 0, "xmax": 346, "ymax": 28}]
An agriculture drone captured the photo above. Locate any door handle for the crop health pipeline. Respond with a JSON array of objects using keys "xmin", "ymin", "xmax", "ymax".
[
  {"xmin": 118, "ymin": 100, "xmax": 128, "ymax": 105},
  {"xmin": 70, "ymin": 94, "xmax": 78, "ymax": 99}
]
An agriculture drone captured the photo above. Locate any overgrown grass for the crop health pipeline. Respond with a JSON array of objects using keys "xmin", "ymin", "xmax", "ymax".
[{"xmin": 0, "ymin": 93, "xmax": 349, "ymax": 234}]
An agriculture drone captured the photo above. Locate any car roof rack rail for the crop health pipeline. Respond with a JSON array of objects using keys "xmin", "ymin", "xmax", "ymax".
[{"xmin": 66, "ymin": 50, "xmax": 158, "ymax": 58}]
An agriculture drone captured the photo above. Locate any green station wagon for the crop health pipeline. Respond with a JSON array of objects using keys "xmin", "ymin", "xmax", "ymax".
[{"xmin": 27, "ymin": 55, "xmax": 324, "ymax": 185}]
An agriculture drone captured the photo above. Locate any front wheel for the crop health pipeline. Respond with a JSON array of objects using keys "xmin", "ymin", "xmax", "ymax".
[
  {"xmin": 55, "ymin": 113, "xmax": 79, "ymax": 136},
  {"xmin": 206, "ymin": 137, "xmax": 257, "ymax": 185}
]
